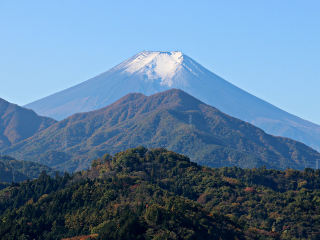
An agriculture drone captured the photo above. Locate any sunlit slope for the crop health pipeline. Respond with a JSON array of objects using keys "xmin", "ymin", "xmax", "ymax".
[{"xmin": 9, "ymin": 89, "xmax": 320, "ymax": 172}]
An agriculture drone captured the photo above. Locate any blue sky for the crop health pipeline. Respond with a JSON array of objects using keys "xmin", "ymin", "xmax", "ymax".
[{"xmin": 1, "ymin": 1, "xmax": 320, "ymax": 124}]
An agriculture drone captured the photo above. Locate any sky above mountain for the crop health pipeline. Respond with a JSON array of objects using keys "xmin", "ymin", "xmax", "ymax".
[{"xmin": 1, "ymin": 1, "xmax": 320, "ymax": 124}]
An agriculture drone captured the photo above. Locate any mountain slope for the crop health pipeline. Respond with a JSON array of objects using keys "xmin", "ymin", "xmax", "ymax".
[
  {"xmin": 8, "ymin": 89, "xmax": 320, "ymax": 172},
  {"xmin": 0, "ymin": 155, "xmax": 60, "ymax": 183},
  {"xmin": 24, "ymin": 51, "xmax": 320, "ymax": 151},
  {"xmin": 0, "ymin": 98, "xmax": 57, "ymax": 149}
]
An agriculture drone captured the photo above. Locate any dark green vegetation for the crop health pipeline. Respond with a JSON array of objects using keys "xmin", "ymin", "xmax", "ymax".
[
  {"xmin": 0, "ymin": 98, "xmax": 57, "ymax": 149},
  {"xmin": 1, "ymin": 147, "xmax": 320, "ymax": 239},
  {"xmin": 3, "ymin": 89, "xmax": 320, "ymax": 172},
  {"xmin": 0, "ymin": 155, "xmax": 60, "ymax": 184},
  {"xmin": 0, "ymin": 181, "xmax": 10, "ymax": 191}
]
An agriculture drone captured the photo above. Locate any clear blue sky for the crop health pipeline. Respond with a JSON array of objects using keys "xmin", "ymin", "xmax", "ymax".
[{"xmin": 1, "ymin": 1, "xmax": 320, "ymax": 124}]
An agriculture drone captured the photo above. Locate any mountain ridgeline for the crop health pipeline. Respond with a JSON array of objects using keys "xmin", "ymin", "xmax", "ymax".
[
  {"xmin": 5, "ymin": 89, "xmax": 320, "ymax": 172},
  {"xmin": 0, "ymin": 97, "xmax": 57, "ymax": 150},
  {"xmin": 24, "ymin": 51, "xmax": 320, "ymax": 151}
]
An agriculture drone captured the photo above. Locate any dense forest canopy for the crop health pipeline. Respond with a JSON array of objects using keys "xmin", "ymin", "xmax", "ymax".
[
  {"xmin": 0, "ymin": 155, "xmax": 61, "ymax": 184},
  {"xmin": 0, "ymin": 147, "xmax": 320, "ymax": 239}
]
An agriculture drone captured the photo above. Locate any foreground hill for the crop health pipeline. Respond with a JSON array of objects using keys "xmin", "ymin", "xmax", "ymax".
[
  {"xmin": 1, "ymin": 147, "xmax": 319, "ymax": 239},
  {"xmin": 0, "ymin": 155, "xmax": 60, "ymax": 184},
  {"xmin": 24, "ymin": 51, "xmax": 320, "ymax": 151},
  {"xmin": 0, "ymin": 98, "xmax": 57, "ymax": 149},
  {"xmin": 5, "ymin": 89, "xmax": 320, "ymax": 172}
]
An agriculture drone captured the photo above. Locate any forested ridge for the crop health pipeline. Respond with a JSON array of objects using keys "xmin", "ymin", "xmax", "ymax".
[
  {"xmin": 4, "ymin": 89, "xmax": 320, "ymax": 172},
  {"xmin": 0, "ymin": 147, "xmax": 320, "ymax": 239},
  {"xmin": 0, "ymin": 155, "xmax": 61, "ymax": 185}
]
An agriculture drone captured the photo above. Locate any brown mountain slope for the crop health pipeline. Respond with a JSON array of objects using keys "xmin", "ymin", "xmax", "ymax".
[
  {"xmin": 0, "ymin": 98, "xmax": 57, "ymax": 149},
  {"xmin": 5, "ymin": 89, "xmax": 320, "ymax": 172}
]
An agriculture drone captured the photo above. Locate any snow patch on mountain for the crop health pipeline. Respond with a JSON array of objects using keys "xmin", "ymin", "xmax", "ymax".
[{"xmin": 118, "ymin": 51, "xmax": 196, "ymax": 87}]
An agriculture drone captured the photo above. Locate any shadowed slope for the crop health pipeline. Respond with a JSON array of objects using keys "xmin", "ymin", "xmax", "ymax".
[{"xmin": 0, "ymin": 98, "xmax": 57, "ymax": 149}]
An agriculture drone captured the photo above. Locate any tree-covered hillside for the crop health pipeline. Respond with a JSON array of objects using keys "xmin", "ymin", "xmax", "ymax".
[
  {"xmin": 1, "ymin": 147, "xmax": 320, "ymax": 239},
  {"xmin": 0, "ymin": 155, "xmax": 60, "ymax": 184},
  {"xmin": 0, "ymin": 149, "xmax": 255, "ymax": 240},
  {"xmin": 0, "ymin": 181, "xmax": 10, "ymax": 191},
  {"xmin": 5, "ymin": 89, "xmax": 320, "ymax": 172}
]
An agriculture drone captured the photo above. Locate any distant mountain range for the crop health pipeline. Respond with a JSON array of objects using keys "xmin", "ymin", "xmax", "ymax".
[
  {"xmin": 24, "ymin": 51, "xmax": 320, "ymax": 151},
  {"xmin": 5, "ymin": 89, "xmax": 319, "ymax": 172},
  {"xmin": 0, "ymin": 97, "xmax": 56, "ymax": 149}
]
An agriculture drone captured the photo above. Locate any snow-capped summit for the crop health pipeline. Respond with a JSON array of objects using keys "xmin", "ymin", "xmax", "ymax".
[
  {"xmin": 121, "ymin": 51, "xmax": 185, "ymax": 79},
  {"xmin": 25, "ymin": 51, "xmax": 320, "ymax": 151},
  {"xmin": 111, "ymin": 50, "xmax": 205, "ymax": 88},
  {"xmin": 116, "ymin": 51, "xmax": 191, "ymax": 87}
]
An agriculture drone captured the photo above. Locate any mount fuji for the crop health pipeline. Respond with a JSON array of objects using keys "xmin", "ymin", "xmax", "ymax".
[{"xmin": 25, "ymin": 51, "xmax": 320, "ymax": 151}]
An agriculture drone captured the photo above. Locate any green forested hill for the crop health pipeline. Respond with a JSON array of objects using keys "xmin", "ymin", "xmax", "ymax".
[
  {"xmin": 0, "ymin": 160, "xmax": 29, "ymax": 184},
  {"xmin": 0, "ymin": 147, "xmax": 320, "ymax": 239},
  {"xmin": 0, "ymin": 98, "xmax": 57, "ymax": 149},
  {"xmin": 0, "ymin": 181, "xmax": 10, "ymax": 191},
  {"xmin": 0, "ymin": 148, "xmax": 257, "ymax": 240},
  {"xmin": 0, "ymin": 155, "xmax": 60, "ymax": 184},
  {"xmin": 4, "ymin": 89, "xmax": 320, "ymax": 172}
]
